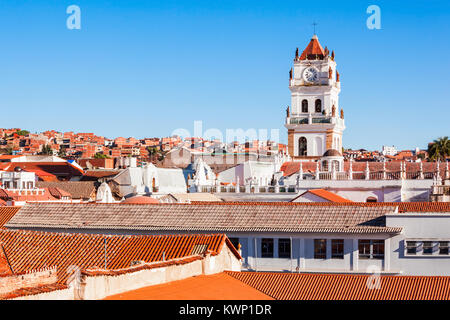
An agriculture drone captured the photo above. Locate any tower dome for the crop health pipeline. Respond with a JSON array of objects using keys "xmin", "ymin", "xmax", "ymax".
[{"xmin": 323, "ymin": 149, "xmax": 342, "ymax": 157}]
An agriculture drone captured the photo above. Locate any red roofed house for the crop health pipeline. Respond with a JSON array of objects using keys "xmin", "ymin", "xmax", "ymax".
[{"xmin": 291, "ymin": 188, "xmax": 353, "ymax": 203}]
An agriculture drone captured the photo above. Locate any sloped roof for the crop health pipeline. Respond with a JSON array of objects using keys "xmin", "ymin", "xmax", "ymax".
[
  {"xmin": 36, "ymin": 181, "xmax": 96, "ymax": 200},
  {"xmin": 226, "ymin": 271, "xmax": 450, "ymax": 300},
  {"xmin": 5, "ymin": 202, "xmax": 400, "ymax": 234},
  {"xmin": 299, "ymin": 35, "xmax": 325, "ymax": 60},
  {"xmin": 0, "ymin": 230, "xmax": 238, "ymax": 284},
  {"xmin": 0, "ymin": 244, "xmax": 12, "ymax": 276},
  {"xmin": 293, "ymin": 189, "xmax": 353, "ymax": 203},
  {"xmin": 121, "ymin": 196, "xmax": 159, "ymax": 204},
  {"xmin": 2, "ymin": 162, "xmax": 84, "ymax": 179},
  {"xmin": 0, "ymin": 207, "xmax": 21, "ymax": 227},
  {"xmin": 105, "ymin": 272, "xmax": 272, "ymax": 300},
  {"xmin": 81, "ymin": 170, "xmax": 120, "ymax": 180}
]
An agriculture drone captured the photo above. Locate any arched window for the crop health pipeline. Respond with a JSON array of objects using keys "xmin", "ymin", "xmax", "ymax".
[
  {"xmin": 301, "ymin": 100, "xmax": 308, "ymax": 113},
  {"xmin": 315, "ymin": 99, "xmax": 322, "ymax": 113},
  {"xmin": 332, "ymin": 160, "xmax": 340, "ymax": 171},
  {"xmin": 322, "ymin": 160, "xmax": 328, "ymax": 171},
  {"xmin": 366, "ymin": 197, "xmax": 377, "ymax": 203},
  {"xmin": 298, "ymin": 137, "xmax": 307, "ymax": 156}
]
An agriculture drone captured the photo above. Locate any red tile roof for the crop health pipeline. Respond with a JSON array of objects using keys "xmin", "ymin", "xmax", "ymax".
[
  {"xmin": 121, "ymin": 196, "xmax": 159, "ymax": 204},
  {"xmin": 299, "ymin": 35, "xmax": 325, "ymax": 60},
  {"xmin": 7, "ymin": 203, "xmax": 399, "ymax": 234},
  {"xmin": 0, "ymin": 244, "xmax": 13, "ymax": 276},
  {"xmin": 0, "ymin": 207, "xmax": 21, "ymax": 227},
  {"xmin": 105, "ymin": 272, "xmax": 272, "ymax": 300},
  {"xmin": 295, "ymin": 189, "xmax": 353, "ymax": 203},
  {"xmin": 226, "ymin": 272, "xmax": 450, "ymax": 300},
  {"xmin": 0, "ymin": 230, "xmax": 240, "ymax": 284},
  {"xmin": 3, "ymin": 162, "xmax": 84, "ymax": 180}
]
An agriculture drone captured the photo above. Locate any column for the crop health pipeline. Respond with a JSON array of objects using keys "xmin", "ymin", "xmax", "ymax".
[
  {"xmin": 299, "ymin": 238, "xmax": 305, "ymax": 270},
  {"xmin": 351, "ymin": 239, "xmax": 359, "ymax": 271},
  {"xmin": 384, "ymin": 238, "xmax": 390, "ymax": 272}
]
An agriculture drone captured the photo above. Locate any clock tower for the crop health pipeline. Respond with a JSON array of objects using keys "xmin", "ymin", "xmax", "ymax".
[{"xmin": 285, "ymin": 34, "xmax": 345, "ymax": 160}]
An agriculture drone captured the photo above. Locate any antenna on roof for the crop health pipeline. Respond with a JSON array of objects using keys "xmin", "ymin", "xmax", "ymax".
[{"xmin": 312, "ymin": 21, "xmax": 318, "ymax": 36}]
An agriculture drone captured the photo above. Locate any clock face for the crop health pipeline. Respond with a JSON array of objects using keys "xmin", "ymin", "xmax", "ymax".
[{"xmin": 303, "ymin": 67, "xmax": 319, "ymax": 82}]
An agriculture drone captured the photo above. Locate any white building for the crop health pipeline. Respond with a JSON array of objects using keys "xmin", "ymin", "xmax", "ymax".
[
  {"xmin": 0, "ymin": 169, "xmax": 36, "ymax": 190},
  {"xmin": 8, "ymin": 202, "xmax": 450, "ymax": 276},
  {"xmin": 382, "ymin": 146, "xmax": 398, "ymax": 156},
  {"xmin": 111, "ymin": 163, "xmax": 187, "ymax": 198},
  {"xmin": 285, "ymin": 34, "xmax": 345, "ymax": 159}
]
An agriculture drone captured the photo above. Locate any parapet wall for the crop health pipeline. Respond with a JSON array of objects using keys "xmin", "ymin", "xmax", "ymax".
[{"xmin": 0, "ymin": 267, "xmax": 58, "ymax": 297}]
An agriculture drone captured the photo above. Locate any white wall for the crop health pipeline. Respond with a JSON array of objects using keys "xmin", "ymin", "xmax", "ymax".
[{"xmin": 387, "ymin": 214, "xmax": 450, "ymax": 276}]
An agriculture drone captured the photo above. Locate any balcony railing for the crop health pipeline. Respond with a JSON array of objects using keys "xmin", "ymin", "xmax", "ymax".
[{"xmin": 287, "ymin": 116, "xmax": 343, "ymax": 126}]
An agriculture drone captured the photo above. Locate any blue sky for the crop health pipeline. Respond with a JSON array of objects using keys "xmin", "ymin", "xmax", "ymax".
[{"xmin": 0, "ymin": 0, "xmax": 449, "ymax": 150}]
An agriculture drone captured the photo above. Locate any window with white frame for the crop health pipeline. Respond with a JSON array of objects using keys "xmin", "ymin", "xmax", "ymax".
[
  {"xmin": 358, "ymin": 240, "xmax": 384, "ymax": 260},
  {"xmin": 331, "ymin": 239, "xmax": 344, "ymax": 259},
  {"xmin": 423, "ymin": 241, "xmax": 433, "ymax": 255},
  {"xmin": 439, "ymin": 242, "xmax": 449, "ymax": 255},
  {"xmin": 406, "ymin": 241, "xmax": 417, "ymax": 255}
]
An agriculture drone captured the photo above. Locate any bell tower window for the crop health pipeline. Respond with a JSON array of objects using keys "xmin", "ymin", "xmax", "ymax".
[
  {"xmin": 298, "ymin": 137, "xmax": 307, "ymax": 156},
  {"xmin": 315, "ymin": 99, "xmax": 322, "ymax": 113},
  {"xmin": 302, "ymin": 100, "xmax": 308, "ymax": 113}
]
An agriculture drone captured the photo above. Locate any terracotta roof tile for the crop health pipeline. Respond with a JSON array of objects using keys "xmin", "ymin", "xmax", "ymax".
[
  {"xmin": 6, "ymin": 203, "xmax": 400, "ymax": 234},
  {"xmin": 0, "ymin": 230, "xmax": 238, "ymax": 284},
  {"xmin": 299, "ymin": 35, "xmax": 325, "ymax": 60},
  {"xmin": 226, "ymin": 271, "xmax": 450, "ymax": 300},
  {"xmin": 0, "ymin": 207, "xmax": 21, "ymax": 227},
  {"xmin": 295, "ymin": 189, "xmax": 353, "ymax": 203},
  {"xmin": 36, "ymin": 181, "xmax": 95, "ymax": 200}
]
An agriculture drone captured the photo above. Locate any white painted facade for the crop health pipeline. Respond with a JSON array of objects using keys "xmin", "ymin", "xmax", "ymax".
[{"xmin": 285, "ymin": 35, "xmax": 345, "ymax": 158}]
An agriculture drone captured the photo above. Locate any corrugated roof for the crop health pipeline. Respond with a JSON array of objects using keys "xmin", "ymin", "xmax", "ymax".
[
  {"xmin": 226, "ymin": 272, "xmax": 450, "ymax": 300},
  {"xmin": 0, "ymin": 229, "xmax": 238, "ymax": 284},
  {"xmin": 5, "ymin": 203, "xmax": 400, "ymax": 234},
  {"xmin": 104, "ymin": 272, "xmax": 273, "ymax": 300}
]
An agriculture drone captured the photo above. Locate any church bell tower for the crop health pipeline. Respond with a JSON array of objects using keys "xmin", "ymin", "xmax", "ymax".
[{"xmin": 285, "ymin": 34, "xmax": 345, "ymax": 160}]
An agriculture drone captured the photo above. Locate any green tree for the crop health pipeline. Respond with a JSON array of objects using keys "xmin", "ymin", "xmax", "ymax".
[
  {"xmin": 427, "ymin": 136, "xmax": 450, "ymax": 161},
  {"xmin": 94, "ymin": 153, "xmax": 110, "ymax": 159},
  {"xmin": 40, "ymin": 144, "xmax": 53, "ymax": 155},
  {"xmin": 16, "ymin": 130, "xmax": 30, "ymax": 136},
  {"xmin": 58, "ymin": 147, "xmax": 67, "ymax": 157}
]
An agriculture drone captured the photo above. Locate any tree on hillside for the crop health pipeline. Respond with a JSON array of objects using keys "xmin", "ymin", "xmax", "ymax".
[
  {"xmin": 16, "ymin": 130, "xmax": 29, "ymax": 136},
  {"xmin": 427, "ymin": 136, "xmax": 450, "ymax": 161},
  {"xmin": 94, "ymin": 153, "xmax": 110, "ymax": 159}
]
